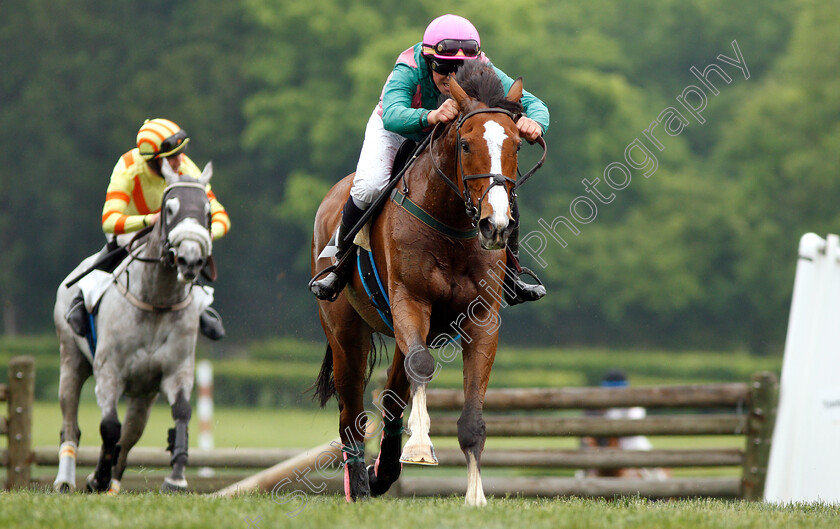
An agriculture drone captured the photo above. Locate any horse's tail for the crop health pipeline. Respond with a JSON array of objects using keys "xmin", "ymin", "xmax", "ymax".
[
  {"xmin": 310, "ymin": 336, "xmax": 389, "ymax": 407},
  {"xmin": 311, "ymin": 343, "xmax": 336, "ymax": 408}
]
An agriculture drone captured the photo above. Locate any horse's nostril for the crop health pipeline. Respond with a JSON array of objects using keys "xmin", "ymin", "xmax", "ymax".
[{"xmin": 479, "ymin": 218, "xmax": 495, "ymax": 239}]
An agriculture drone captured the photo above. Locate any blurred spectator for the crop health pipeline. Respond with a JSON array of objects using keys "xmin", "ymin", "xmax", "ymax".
[{"xmin": 577, "ymin": 369, "xmax": 670, "ymax": 480}]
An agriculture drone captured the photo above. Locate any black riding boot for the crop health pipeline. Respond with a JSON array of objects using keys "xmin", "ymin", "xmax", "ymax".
[
  {"xmin": 503, "ymin": 225, "xmax": 547, "ymax": 306},
  {"xmin": 199, "ymin": 307, "xmax": 225, "ymax": 340},
  {"xmin": 65, "ymin": 291, "xmax": 90, "ymax": 337},
  {"xmin": 309, "ymin": 196, "xmax": 367, "ymax": 301}
]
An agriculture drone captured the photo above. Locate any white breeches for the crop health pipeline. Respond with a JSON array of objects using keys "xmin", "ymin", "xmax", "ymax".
[{"xmin": 349, "ymin": 109, "xmax": 404, "ymax": 205}]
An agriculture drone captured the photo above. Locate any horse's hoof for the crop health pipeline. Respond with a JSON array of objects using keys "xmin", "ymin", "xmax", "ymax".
[
  {"xmin": 367, "ymin": 464, "xmax": 396, "ymax": 497},
  {"xmin": 85, "ymin": 473, "xmax": 107, "ymax": 493},
  {"xmin": 344, "ymin": 459, "xmax": 370, "ymax": 502},
  {"xmin": 465, "ymin": 494, "xmax": 488, "ymax": 507},
  {"xmin": 53, "ymin": 481, "xmax": 75, "ymax": 493},
  {"xmin": 106, "ymin": 479, "xmax": 121, "ymax": 495},
  {"xmin": 399, "ymin": 443, "xmax": 438, "ymax": 465},
  {"xmin": 160, "ymin": 476, "xmax": 189, "ymax": 493}
]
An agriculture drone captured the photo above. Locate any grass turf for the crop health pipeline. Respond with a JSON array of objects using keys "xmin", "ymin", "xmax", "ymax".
[{"xmin": 0, "ymin": 492, "xmax": 837, "ymax": 529}]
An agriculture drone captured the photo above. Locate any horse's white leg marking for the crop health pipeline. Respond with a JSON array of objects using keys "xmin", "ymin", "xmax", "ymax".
[
  {"xmin": 53, "ymin": 441, "xmax": 78, "ymax": 491},
  {"xmin": 464, "ymin": 451, "xmax": 487, "ymax": 506},
  {"xmin": 399, "ymin": 385, "xmax": 438, "ymax": 465},
  {"xmin": 483, "ymin": 121, "xmax": 511, "ymax": 229}
]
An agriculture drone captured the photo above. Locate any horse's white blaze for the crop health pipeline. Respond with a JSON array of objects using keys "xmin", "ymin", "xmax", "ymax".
[
  {"xmin": 465, "ymin": 451, "xmax": 487, "ymax": 506},
  {"xmin": 483, "ymin": 121, "xmax": 510, "ymax": 228},
  {"xmin": 487, "ymin": 187, "xmax": 509, "ymax": 228},
  {"xmin": 400, "ymin": 385, "xmax": 438, "ymax": 464},
  {"xmin": 483, "ymin": 121, "xmax": 506, "ymax": 174}
]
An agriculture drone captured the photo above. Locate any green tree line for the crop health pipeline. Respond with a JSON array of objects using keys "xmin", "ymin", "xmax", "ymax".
[{"xmin": 1, "ymin": 0, "xmax": 835, "ymax": 353}]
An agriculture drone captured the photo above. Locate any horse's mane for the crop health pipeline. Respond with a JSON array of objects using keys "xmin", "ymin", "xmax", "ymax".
[{"xmin": 454, "ymin": 60, "xmax": 523, "ymax": 115}]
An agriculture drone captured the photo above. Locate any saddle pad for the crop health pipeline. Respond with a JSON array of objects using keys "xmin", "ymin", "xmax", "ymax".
[
  {"xmin": 353, "ymin": 221, "xmax": 372, "ymax": 251},
  {"xmin": 318, "ymin": 226, "xmax": 341, "ymax": 260},
  {"xmin": 357, "ymin": 248, "xmax": 393, "ymax": 331},
  {"xmin": 357, "ymin": 248, "xmax": 461, "ymax": 347}
]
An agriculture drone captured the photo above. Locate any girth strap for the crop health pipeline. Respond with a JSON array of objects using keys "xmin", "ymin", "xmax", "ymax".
[{"xmin": 390, "ymin": 188, "xmax": 478, "ymax": 240}]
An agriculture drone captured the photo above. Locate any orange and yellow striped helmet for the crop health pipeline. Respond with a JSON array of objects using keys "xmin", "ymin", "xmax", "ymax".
[{"xmin": 136, "ymin": 118, "xmax": 190, "ymax": 160}]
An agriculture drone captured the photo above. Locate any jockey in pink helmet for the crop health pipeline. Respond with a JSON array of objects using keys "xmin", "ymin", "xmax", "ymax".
[
  {"xmin": 421, "ymin": 14, "xmax": 482, "ymax": 74},
  {"xmin": 310, "ymin": 14, "xmax": 549, "ymax": 305}
]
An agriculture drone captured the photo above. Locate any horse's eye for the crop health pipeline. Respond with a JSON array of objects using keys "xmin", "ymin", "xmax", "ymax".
[{"xmin": 460, "ymin": 140, "xmax": 470, "ymax": 153}]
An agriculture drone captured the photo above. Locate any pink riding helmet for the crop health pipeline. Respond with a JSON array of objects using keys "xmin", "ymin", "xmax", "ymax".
[{"xmin": 422, "ymin": 14, "xmax": 481, "ymax": 60}]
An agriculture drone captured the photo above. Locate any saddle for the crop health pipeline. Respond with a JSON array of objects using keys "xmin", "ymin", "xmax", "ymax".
[
  {"xmin": 64, "ymin": 238, "xmax": 133, "ymax": 288},
  {"xmin": 312, "ymin": 137, "xmax": 428, "ymax": 282}
]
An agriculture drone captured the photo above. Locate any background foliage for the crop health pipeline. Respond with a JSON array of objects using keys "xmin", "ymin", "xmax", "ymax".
[{"xmin": 1, "ymin": 0, "xmax": 835, "ymax": 354}]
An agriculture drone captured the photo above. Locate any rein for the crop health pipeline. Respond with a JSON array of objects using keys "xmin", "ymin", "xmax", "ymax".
[
  {"xmin": 124, "ymin": 226, "xmax": 159, "ymax": 264},
  {"xmin": 429, "ymin": 108, "xmax": 547, "ymax": 226}
]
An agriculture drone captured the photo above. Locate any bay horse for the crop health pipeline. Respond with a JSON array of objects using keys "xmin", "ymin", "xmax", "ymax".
[
  {"xmin": 311, "ymin": 61, "xmax": 545, "ymax": 505},
  {"xmin": 53, "ymin": 161, "xmax": 216, "ymax": 493}
]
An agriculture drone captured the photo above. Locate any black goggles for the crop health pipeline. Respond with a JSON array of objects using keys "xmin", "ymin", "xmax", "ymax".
[
  {"xmin": 158, "ymin": 129, "xmax": 188, "ymax": 157},
  {"xmin": 427, "ymin": 58, "xmax": 461, "ymax": 76},
  {"xmin": 433, "ymin": 39, "xmax": 480, "ymax": 57}
]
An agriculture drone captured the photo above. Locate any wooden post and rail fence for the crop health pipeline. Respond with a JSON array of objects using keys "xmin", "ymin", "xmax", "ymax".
[
  {"xmin": 1, "ymin": 356, "xmax": 35, "ymax": 490},
  {"xmin": 1, "ymin": 355, "xmax": 777, "ymax": 500},
  {"xmin": 400, "ymin": 371, "xmax": 777, "ymax": 500}
]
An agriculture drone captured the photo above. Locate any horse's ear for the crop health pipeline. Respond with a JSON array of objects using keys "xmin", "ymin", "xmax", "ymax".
[
  {"xmin": 160, "ymin": 158, "xmax": 180, "ymax": 185},
  {"xmin": 506, "ymin": 77, "xmax": 523, "ymax": 104},
  {"xmin": 199, "ymin": 161, "xmax": 213, "ymax": 186},
  {"xmin": 449, "ymin": 75, "xmax": 469, "ymax": 110}
]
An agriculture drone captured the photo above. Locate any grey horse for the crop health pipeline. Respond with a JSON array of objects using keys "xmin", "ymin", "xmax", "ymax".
[{"xmin": 53, "ymin": 161, "xmax": 215, "ymax": 493}]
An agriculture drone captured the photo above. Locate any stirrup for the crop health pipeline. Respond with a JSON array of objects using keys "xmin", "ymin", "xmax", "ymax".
[
  {"xmin": 309, "ymin": 267, "xmax": 347, "ymax": 302},
  {"xmin": 309, "ymin": 250, "xmax": 354, "ymax": 302},
  {"xmin": 504, "ymin": 266, "xmax": 546, "ymax": 306}
]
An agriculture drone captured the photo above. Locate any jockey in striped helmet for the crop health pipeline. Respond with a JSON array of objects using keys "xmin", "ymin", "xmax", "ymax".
[
  {"xmin": 65, "ymin": 119, "xmax": 231, "ymax": 340},
  {"xmin": 310, "ymin": 14, "xmax": 549, "ymax": 305}
]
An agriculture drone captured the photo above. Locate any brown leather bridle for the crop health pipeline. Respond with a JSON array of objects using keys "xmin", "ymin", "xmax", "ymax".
[{"xmin": 429, "ymin": 107, "xmax": 547, "ymax": 226}]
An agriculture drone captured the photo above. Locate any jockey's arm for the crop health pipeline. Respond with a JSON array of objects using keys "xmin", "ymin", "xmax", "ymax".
[
  {"xmin": 206, "ymin": 186, "xmax": 230, "ymax": 241},
  {"xmin": 101, "ymin": 166, "xmax": 154, "ymax": 236},
  {"xmin": 381, "ymin": 64, "xmax": 430, "ymax": 137}
]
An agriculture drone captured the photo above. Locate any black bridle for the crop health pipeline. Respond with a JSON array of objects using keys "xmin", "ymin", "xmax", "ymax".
[
  {"xmin": 127, "ymin": 182, "xmax": 211, "ymax": 267},
  {"xmin": 429, "ymin": 107, "xmax": 547, "ymax": 226},
  {"xmin": 159, "ymin": 182, "xmax": 212, "ymax": 266}
]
